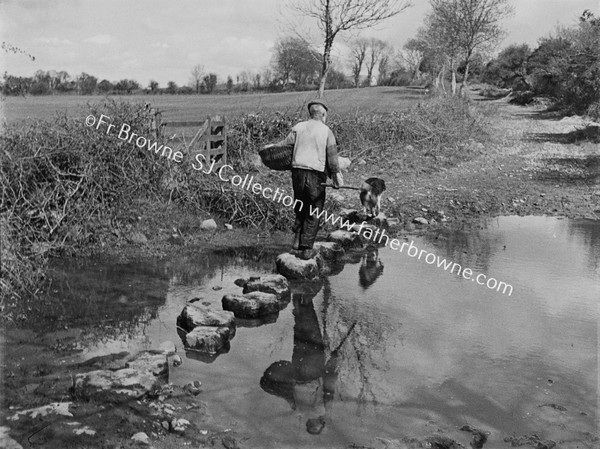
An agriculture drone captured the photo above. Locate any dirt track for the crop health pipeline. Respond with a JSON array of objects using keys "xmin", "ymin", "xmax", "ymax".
[{"xmin": 339, "ymin": 99, "xmax": 600, "ymax": 231}]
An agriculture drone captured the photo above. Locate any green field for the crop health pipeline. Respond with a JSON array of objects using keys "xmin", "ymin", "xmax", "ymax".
[{"xmin": 2, "ymin": 86, "xmax": 427, "ymax": 124}]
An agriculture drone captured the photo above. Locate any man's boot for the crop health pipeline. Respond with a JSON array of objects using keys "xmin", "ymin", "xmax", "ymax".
[{"xmin": 292, "ymin": 232, "xmax": 301, "ymax": 250}]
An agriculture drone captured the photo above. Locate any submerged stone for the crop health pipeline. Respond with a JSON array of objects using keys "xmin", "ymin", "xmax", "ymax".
[
  {"xmin": 73, "ymin": 368, "xmax": 160, "ymax": 401},
  {"xmin": 222, "ymin": 292, "xmax": 279, "ymax": 318},
  {"xmin": 276, "ymin": 253, "xmax": 320, "ymax": 280},
  {"xmin": 241, "ymin": 274, "xmax": 290, "ymax": 300},
  {"xmin": 72, "ymin": 351, "xmax": 168, "ymax": 401}
]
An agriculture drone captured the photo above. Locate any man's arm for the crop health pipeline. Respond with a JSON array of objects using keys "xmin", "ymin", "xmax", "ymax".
[
  {"xmin": 266, "ymin": 130, "xmax": 296, "ymax": 148},
  {"xmin": 326, "ymin": 130, "xmax": 343, "ymax": 188}
]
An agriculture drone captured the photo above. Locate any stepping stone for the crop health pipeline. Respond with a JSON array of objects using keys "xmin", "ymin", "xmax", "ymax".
[
  {"xmin": 183, "ymin": 326, "xmax": 232, "ymax": 354},
  {"xmin": 222, "ymin": 292, "xmax": 279, "ymax": 319},
  {"xmin": 276, "ymin": 253, "xmax": 320, "ymax": 280},
  {"xmin": 327, "ymin": 230, "xmax": 363, "ymax": 248},
  {"xmin": 313, "ymin": 241, "xmax": 345, "ymax": 260},
  {"xmin": 177, "ymin": 304, "xmax": 236, "ymax": 336},
  {"xmin": 241, "ymin": 274, "xmax": 290, "ymax": 300},
  {"xmin": 73, "ymin": 360, "xmax": 166, "ymax": 402}
]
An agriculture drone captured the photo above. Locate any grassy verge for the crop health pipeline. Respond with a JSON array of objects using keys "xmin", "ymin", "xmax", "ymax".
[{"xmin": 0, "ymin": 94, "xmax": 487, "ymax": 319}]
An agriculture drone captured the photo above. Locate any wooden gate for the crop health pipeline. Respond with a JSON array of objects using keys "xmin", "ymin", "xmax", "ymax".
[{"xmin": 149, "ymin": 108, "xmax": 227, "ymax": 164}]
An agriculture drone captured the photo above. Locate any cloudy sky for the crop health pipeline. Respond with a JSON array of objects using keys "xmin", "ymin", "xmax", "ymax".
[{"xmin": 1, "ymin": 0, "xmax": 595, "ymax": 87}]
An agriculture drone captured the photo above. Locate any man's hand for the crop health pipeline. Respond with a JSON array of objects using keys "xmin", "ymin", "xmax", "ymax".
[{"xmin": 332, "ymin": 172, "xmax": 344, "ymax": 189}]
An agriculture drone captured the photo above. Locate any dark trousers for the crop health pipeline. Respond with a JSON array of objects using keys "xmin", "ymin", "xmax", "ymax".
[{"xmin": 291, "ymin": 168, "xmax": 326, "ymax": 249}]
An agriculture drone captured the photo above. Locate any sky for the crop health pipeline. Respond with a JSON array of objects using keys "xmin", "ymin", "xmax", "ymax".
[{"xmin": 0, "ymin": 0, "xmax": 596, "ymax": 87}]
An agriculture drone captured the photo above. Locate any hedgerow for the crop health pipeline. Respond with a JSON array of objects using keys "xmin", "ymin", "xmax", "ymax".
[{"xmin": 1, "ymin": 95, "xmax": 486, "ymax": 313}]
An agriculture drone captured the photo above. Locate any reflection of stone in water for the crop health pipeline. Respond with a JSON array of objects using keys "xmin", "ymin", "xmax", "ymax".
[
  {"xmin": 182, "ymin": 345, "xmax": 231, "ymax": 364},
  {"xmin": 236, "ymin": 313, "xmax": 279, "ymax": 328}
]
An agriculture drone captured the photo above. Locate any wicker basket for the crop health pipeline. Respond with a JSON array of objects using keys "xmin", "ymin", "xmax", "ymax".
[{"xmin": 259, "ymin": 144, "xmax": 293, "ymax": 171}]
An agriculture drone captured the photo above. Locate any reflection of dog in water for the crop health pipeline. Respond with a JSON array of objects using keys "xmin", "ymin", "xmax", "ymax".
[
  {"xmin": 360, "ymin": 178, "xmax": 386, "ymax": 218},
  {"xmin": 359, "ymin": 249, "xmax": 384, "ymax": 289}
]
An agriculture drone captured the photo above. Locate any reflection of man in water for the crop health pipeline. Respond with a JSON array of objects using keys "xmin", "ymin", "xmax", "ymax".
[
  {"xmin": 260, "ymin": 283, "xmax": 341, "ymax": 434},
  {"xmin": 358, "ymin": 248, "xmax": 384, "ymax": 290}
]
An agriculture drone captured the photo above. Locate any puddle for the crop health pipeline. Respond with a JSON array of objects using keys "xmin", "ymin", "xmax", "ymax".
[{"xmin": 4, "ymin": 216, "xmax": 599, "ymax": 447}]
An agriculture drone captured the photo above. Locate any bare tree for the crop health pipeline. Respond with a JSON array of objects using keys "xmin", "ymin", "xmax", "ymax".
[
  {"xmin": 190, "ymin": 64, "xmax": 204, "ymax": 94},
  {"xmin": 430, "ymin": 0, "xmax": 513, "ymax": 93},
  {"xmin": 348, "ymin": 38, "xmax": 368, "ymax": 87},
  {"xmin": 365, "ymin": 38, "xmax": 388, "ymax": 86},
  {"xmin": 377, "ymin": 45, "xmax": 393, "ymax": 84},
  {"xmin": 401, "ymin": 38, "xmax": 425, "ymax": 82},
  {"xmin": 418, "ymin": 10, "xmax": 463, "ymax": 93},
  {"xmin": 288, "ymin": 0, "xmax": 412, "ymax": 97}
]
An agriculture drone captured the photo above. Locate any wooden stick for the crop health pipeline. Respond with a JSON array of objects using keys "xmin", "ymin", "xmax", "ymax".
[{"xmin": 321, "ymin": 183, "xmax": 362, "ymax": 191}]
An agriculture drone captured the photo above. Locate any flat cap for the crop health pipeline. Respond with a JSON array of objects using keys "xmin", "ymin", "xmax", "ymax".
[{"xmin": 307, "ymin": 99, "xmax": 329, "ymax": 112}]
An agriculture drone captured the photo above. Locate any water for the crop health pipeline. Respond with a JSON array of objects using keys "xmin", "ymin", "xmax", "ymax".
[{"xmin": 41, "ymin": 217, "xmax": 600, "ymax": 447}]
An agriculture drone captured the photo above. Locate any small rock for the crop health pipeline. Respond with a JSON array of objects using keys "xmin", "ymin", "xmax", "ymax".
[
  {"xmin": 167, "ymin": 234, "xmax": 184, "ymax": 245},
  {"xmin": 222, "ymin": 292, "xmax": 279, "ymax": 319},
  {"xmin": 159, "ymin": 341, "xmax": 176, "ymax": 356},
  {"xmin": 413, "ymin": 217, "xmax": 428, "ymax": 225},
  {"xmin": 200, "ymin": 219, "xmax": 218, "ymax": 230},
  {"xmin": 387, "ymin": 217, "xmax": 400, "ymax": 227},
  {"xmin": 306, "ymin": 416, "xmax": 326, "ymax": 435},
  {"xmin": 405, "ymin": 145, "xmax": 414, "ymax": 152},
  {"xmin": 129, "ymin": 231, "xmax": 148, "ymax": 244},
  {"xmin": 161, "ymin": 421, "xmax": 170, "ymax": 431},
  {"xmin": 171, "ymin": 418, "xmax": 190, "ymax": 433},
  {"xmin": 357, "ymin": 159, "xmax": 367, "ymax": 165},
  {"xmin": 131, "ymin": 432, "xmax": 150, "ymax": 445},
  {"xmin": 0, "ymin": 426, "xmax": 23, "ymax": 449},
  {"xmin": 225, "ymin": 223, "xmax": 233, "ymax": 230},
  {"xmin": 172, "ymin": 355, "xmax": 182, "ymax": 367},
  {"xmin": 222, "ymin": 435, "xmax": 240, "ymax": 449},
  {"xmin": 338, "ymin": 156, "xmax": 351, "ymax": 171},
  {"xmin": 387, "ymin": 197, "xmax": 395, "ymax": 203},
  {"xmin": 276, "ymin": 253, "xmax": 320, "ymax": 280},
  {"xmin": 183, "ymin": 380, "xmax": 202, "ymax": 396}
]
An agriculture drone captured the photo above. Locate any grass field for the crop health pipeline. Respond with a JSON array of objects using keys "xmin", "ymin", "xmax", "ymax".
[{"xmin": 1, "ymin": 86, "xmax": 427, "ymax": 124}]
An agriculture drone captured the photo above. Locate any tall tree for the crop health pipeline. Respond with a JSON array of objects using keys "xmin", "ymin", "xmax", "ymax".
[
  {"xmin": 430, "ymin": 0, "xmax": 513, "ymax": 93},
  {"xmin": 273, "ymin": 36, "xmax": 321, "ymax": 86},
  {"xmin": 365, "ymin": 38, "xmax": 388, "ymax": 85},
  {"xmin": 349, "ymin": 38, "xmax": 368, "ymax": 87},
  {"xmin": 288, "ymin": 0, "xmax": 411, "ymax": 97},
  {"xmin": 377, "ymin": 45, "xmax": 393, "ymax": 84},
  {"xmin": 190, "ymin": 64, "xmax": 204, "ymax": 94},
  {"xmin": 402, "ymin": 38, "xmax": 426, "ymax": 82}
]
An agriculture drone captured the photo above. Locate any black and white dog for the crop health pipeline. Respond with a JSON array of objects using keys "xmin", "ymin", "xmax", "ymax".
[{"xmin": 360, "ymin": 178, "xmax": 386, "ymax": 218}]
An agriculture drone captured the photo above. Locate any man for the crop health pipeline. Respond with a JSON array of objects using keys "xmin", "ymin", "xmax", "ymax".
[{"xmin": 275, "ymin": 99, "xmax": 343, "ymax": 259}]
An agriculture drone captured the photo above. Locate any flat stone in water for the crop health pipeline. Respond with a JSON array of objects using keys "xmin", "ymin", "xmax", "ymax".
[
  {"xmin": 222, "ymin": 292, "xmax": 279, "ymax": 319},
  {"xmin": 241, "ymin": 274, "xmax": 290, "ymax": 300},
  {"xmin": 177, "ymin": 304, "xmax": 236, "ymax": 336},
  {"xmin": 313, "ymin": 241, "xmax": 345, "ymax": 260},
  {"xmin": 327, "ymin": 230, "xmax": 362, "ymax": 248},
  {"xmin": 276, "ymin": 253, "xmax": 320, "ymax": 280},
  {"xmin": 184, "ymin": 326, "xmax": 231, "ymax": 354}
]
